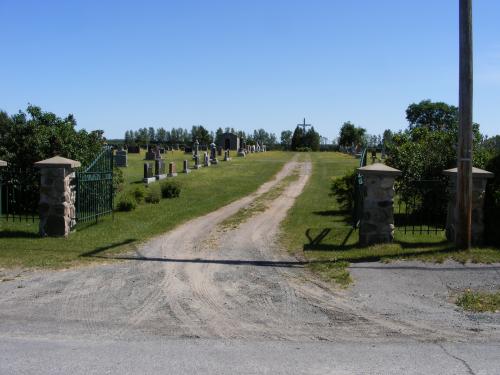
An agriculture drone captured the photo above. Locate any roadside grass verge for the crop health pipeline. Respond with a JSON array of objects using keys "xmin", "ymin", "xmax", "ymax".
[
  {"xmin": 280, "ymin": 152, "xmax": 500, "ymax": 287},
  {"xmin": 0, "ymin": 151, "xmax": 292, "ymax": 269},
  {"xmin": 456, "ymin": 290, "xmax": 500, "ymax": 313}
]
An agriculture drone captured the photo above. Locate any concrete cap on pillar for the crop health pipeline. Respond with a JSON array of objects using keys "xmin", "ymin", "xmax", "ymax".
[
  {"xmin": 0, "ymin": 160, "xmax": 7, "ymax": 167},
  {"xmin": 34, "ymin": 156, "xmax": 81, "ymax": 169},
  {"xmin": 443, "ymin": 167, "xmax": 494, "ymax": 179},
  {"xmin": 357, "ymin": 163, "xmax": 402, "ymax": 176}
]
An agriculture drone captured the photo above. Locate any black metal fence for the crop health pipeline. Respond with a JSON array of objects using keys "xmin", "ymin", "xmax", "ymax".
[
  {"xmin": 0, "ymin": 167, "xmax": 40, "ymax": 222},
  {"xmin": 394, "ymin": 179, "xmax": 448, "ymax": 235},
  {"xmin": 75, "ymin": 146, "xmax": 114, "ymax": 224}
]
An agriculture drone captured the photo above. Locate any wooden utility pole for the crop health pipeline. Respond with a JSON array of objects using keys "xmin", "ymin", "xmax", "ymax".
[{"xmin": 456, "ymin": 0, "xmax": 473, "ymax": 249}]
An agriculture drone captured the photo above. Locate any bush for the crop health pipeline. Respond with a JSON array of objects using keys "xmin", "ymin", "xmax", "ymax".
[
  {"xmin": 131, "ymin": 185, "xmax": 147, "ymax": 203},
  {"xmin": 160, "ymin": 180, "xmax": 181, "ymax": 198},
  {"xmin": 330, "ymin": 169, "xmax": 356, "ymax": 211},
  {"xmin": 113, "ymin": 166, "xmax": 124, "ymax": 194},
  {"xmin": 144, "ymin": 184, "xmax": 161, "ymax": 204},
  {"xmin": 116, "ymin": 194, "xmax": 137, "ymax": 211}
]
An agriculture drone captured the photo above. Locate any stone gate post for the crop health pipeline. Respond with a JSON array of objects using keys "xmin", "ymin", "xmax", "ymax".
[
  {"xmin": 357, "ymin": 163, "xmax": 402, "ymax": 246},
  {"xmin": 35, "ymin": 156, "xmax": 81, "ymax": 237},
  {"xmin": 443, "ymin": 167, "xmax": 494, "ymax": 245}
]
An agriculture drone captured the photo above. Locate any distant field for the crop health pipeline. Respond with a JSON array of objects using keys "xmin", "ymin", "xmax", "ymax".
[{"xmin": 0, "ymin": 150, "xmax": 292, "ymax": 269}]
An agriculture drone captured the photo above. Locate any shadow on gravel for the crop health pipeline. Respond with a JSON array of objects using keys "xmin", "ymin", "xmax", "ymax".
[
  {"xmin": 80, "ymin": 238, "xmax": 137, "ymax": 258},
  {"xmin": 100, "ymin": 255, "xmax": 310, "ymax": 268}
]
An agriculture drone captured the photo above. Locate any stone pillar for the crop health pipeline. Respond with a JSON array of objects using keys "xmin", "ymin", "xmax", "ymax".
[
  {"xmin": 357, "ymin": 163, "xmax": 402, "ymax": 246},
  {"xmin": 443, "ymin": 167, "xmax": 494, "ymax": 245},
  {"xmin": 35, "ymin": 156, "xmax": 81, "ymax": 237}
]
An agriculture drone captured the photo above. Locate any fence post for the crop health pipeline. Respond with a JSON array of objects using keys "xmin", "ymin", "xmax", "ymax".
[
  {"xmin": 443, "ymin": 167, "xmax": 494, "ymax": 245},
  {"xmin": 357, "ymin": 163, "xmax": 402, "ymax": 246},
  {"xmin": 0, "ymin": 160, "xmax": 6, "ymax": 217},
  {"xmin": 35, "ymin": 156, "xmax": 81, "ymax": 237}
]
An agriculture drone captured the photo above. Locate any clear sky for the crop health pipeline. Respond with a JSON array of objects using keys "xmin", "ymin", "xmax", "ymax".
[{"xmin": 1, "ymin": 0, "xmax": 499, "ymax": 140}]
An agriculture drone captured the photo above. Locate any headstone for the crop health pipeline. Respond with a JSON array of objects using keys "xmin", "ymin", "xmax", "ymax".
[
  {"xmin": 155, "ymin": 159, "xmax": 167, "ymax": 180},
  {"xmin": 217, "ymin": 146, "xmax": 222, "ymax": 157},
  {"xmin": 224, "ymin": 150, "xmax": 231, "ymax": 161},
  {"xmin": 168, "ymin": 162, "xmax": 178, "ymax": 177},
  {"xmin": 184, "ymin": 146, "xmax": 192, "ymax": 154},
  {"xmin": 143, "ymin": 163, "xmax": 155, "ymax": 184},
  {"xmin": 204, "ymin": 152, "xmax": 210, "ymax": 167},
  {"xmin": 183, "ymin": 159, "xmax": 190, "ymax": 173},
  {"xmin": 210, "ymin": 143, "xmax": 218, "ymax": 164},
  {"xmin": 115, "ymin": 149, "xmax": 128, "ymax": 167},
  {"xmin": 193, "ymin": 154, "xmax": 202, "ymax": 169},
  {"xmin": 193, "ymin": 140, "xmax": 199, "ymax": 159}
]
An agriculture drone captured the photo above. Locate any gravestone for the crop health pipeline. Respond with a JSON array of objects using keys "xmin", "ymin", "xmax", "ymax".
[
  {"xmin": 217, "ymin": 146, "xmax": 222, "ymax": 157},
  {"xmin": 184, "ymin": 146, "xmax": 192, "ymax": 154},
  {"xmin": 143, "ymin": 163, "xmax": 155, "ymax": 184},
  {"xmin": 204, "ymin": 152, "xmax": 210, "ymax": 167},
  {"xmin": 210, "ymin": 143, "xmax": 218, "ymax": 164},
  {"xmin": 193, "ymin": 154, "xmax": 202, "ymax": 169},
  {"xmin": 224, "ymin": 150, "xmax": 231, "ymax": 161},
  {"xmin": 155, "ymin": 159, "xmax": 167, "ymax": 180},
  {"xmin": 115, "ymin": 149, "xmax": 128, "ymax": 167},
  {"xmin": 193, "ymin": 140, "xmax": 199, "ymax": 159},
  {"xmin": 168, "ymin": 162, "xmax": 178, "ymax": 177},
  {"xmin": 183, "ymin": 159, "xmax": 190, "ymax": 173}
]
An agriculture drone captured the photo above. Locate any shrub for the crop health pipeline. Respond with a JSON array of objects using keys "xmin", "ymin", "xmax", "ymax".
[
  {"xmin": 330, "ymin": 169, "xmax": 356, "ymax": 211},
  {"xmin": 116, "ymin": 194, "xmax": 137, "ymax": 211},
  {"xmin": 160, "ymin": 180, "xmax": 181, "ymax": 198},
  {"xmin": 113, "ymin": 166, "xmax": 124, "ymax": 194},
  {"xmin": 131, "ymin": 185, "xmax": 147, "ymax": 203},
  {"xmin": 144, "ymin": 184, "xmax": 161, "ymax": 204}
]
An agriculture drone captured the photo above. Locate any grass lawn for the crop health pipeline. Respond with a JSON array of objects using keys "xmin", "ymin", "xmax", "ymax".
[
  {"xmin": 0, "ymin": 150, "xmax": 292, "ymax": 269},
  {"xmin": 281, "ymin": 152, "xmax": 500, "ymax": 286}
]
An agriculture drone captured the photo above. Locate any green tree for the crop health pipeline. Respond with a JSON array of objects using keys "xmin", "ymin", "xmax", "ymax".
[
  {"xmin": 406, "ymin": 100, "xmax": 458, "ymax": 132},
  {"xmin": 0, "ymin": 105, "xmax": 104, "ymax": 169},
  {"xmin": 280, "ymin": 130, "xmax": 293, "ymax": 150},
  {"xmin": 191, "ymin": 125, "xmax": 210, "ymax": 144},
  {"xmin": 339, "ymin": 121, "xmax": 366, "ymax": 147}
]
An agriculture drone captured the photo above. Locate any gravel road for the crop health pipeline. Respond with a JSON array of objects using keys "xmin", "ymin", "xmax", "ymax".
[{"xmin": 0, "ymin": 158, "xmax": 499, "ymax": 374}]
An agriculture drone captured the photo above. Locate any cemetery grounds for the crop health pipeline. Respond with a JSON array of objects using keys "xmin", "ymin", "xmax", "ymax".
[{"xmin": 0, "ymin": 151, "xmax": 499, "ymax": 374}]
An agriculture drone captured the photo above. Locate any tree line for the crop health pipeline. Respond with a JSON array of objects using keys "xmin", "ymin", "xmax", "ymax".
[{"xmin": 124, "ymin": 126, "xmax": 280, "ymax": 148}]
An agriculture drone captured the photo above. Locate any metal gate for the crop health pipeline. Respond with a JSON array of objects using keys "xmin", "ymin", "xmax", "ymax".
[{"xmin": 75, "ymin": 146, "xmax": 114, "ymax": 224}]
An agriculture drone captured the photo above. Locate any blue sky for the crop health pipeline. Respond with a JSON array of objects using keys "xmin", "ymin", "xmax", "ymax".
[{"xmin": 1, "ymin": 0, "xmax": 499, "ymax": 140}]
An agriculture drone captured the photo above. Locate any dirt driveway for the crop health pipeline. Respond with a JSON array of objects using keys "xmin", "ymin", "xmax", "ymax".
[{"xmin": 0, "ymin": 158, "xmax": 498, "ymax": 344}]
